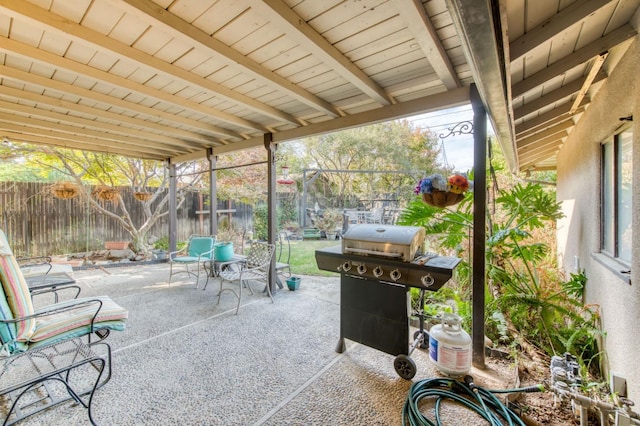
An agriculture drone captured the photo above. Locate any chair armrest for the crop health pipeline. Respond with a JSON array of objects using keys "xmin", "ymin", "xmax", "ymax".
[
  {"xmin": 17, "ymin": 256, "xmax": 53, "ymax": 275},
  {"xmin": 169, "ymin": 248, "xmax": 187, "ymax": 260},
  {"xmin": 196, "ymin": 247, "xmax": 215, "ymax": 261}
]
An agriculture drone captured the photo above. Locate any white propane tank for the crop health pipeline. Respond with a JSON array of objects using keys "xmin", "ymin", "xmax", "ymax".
[{"xmin": 429, "ymin": 313, "xmax": 472, "ymax": 377}]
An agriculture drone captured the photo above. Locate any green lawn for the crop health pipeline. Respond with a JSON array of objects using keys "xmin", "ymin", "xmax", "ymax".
[{"xmin": 284, "ymin": 239, "xmax": 340, "ymax": 277}]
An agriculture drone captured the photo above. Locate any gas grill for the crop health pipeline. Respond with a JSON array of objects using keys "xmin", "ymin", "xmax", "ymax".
[{"xmin": 315, "ymin": 224, "xmax": 461, "ymax": 379}]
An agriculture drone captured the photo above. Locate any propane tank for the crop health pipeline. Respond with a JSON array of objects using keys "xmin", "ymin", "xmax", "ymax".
[{"xmin": 429, "ymin": 313, "xmax": 472, "ymax": 377}]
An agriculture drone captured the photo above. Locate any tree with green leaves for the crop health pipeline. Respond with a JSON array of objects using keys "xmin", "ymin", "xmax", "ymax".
[
  {"xmin": 278, "ymin": 120, "xmax": 448, "ymax": 209},
  {"xmin": 3, "ymin": 141, "xmax": 205, "ymax": 252}
]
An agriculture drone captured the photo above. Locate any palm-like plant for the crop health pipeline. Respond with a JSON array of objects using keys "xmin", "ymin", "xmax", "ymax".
[{"xmin": 399, "ymin": 181, "xmax": 600, "ymax": 370}]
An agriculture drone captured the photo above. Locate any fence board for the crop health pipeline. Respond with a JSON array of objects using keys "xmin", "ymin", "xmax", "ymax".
[{"xmin": 0, "ymin": 182, "xmax": 254, "ymax": 257}]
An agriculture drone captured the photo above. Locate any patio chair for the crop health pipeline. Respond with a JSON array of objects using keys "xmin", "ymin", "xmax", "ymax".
[
  {"xmin": 216, "ymin": 242, "xmax": 275, "ymax": 314},
  {"xmin": 0, "ymin": 229, "xmax": 128, "ymax": 424},
  {"xmin": 17, "ymin": 255, "xmax": 53, "ymax": 276},
  {"xmin": 275, "ymin": 232, "xmax": 291, "ymax": 288},
  {"xmin": 168, "ymin": 235, "xmax": 216, "ymax": 288}
]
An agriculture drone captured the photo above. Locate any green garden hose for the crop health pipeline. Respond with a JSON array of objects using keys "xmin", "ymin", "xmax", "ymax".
[{"xmin": 402, "ymin": 375, "xmax": 544, "ymax": 426}]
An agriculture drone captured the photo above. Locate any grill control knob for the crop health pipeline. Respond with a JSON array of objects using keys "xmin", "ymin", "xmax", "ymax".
[
  {"xmin": 373, "ymin": 266, "xmax": 383, "ymax": 278},
  {"xmin": 421, "ymin": 274, "xmax": 435, "ymax": 287},
  {"xmin": 339, "ymin": 261, "xmax": 352, "ymax": 272},
  {"xmin": 357, "ymin": 264, "xmax": 367, "ymax": 275},
  {"xmin": 390, "ymin": 269, "xmax": 401, "ymax": 281}
]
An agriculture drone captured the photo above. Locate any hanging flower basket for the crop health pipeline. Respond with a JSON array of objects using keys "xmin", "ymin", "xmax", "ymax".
[
  {"xmin": 415, "ymin": 174, "xmax": 472, "ymax": 208},
  {"xmin": 422, "ymin": 190, "xmax": 464, "ymax": 207},
  {"xmin": 93, "ymin": 186, "xmax": 119, "ymax": 201},
  {"xmin": 51, "ymin": 182, "xmax": 80, "ymax": 199},
  {"xmin": 133, "ymin": 191, "xmax": 152, "ymax": 201}
]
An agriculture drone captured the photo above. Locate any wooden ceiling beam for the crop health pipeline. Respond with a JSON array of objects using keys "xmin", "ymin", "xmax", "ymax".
[
  {"xmin": 1, "ymin": 130, "xmax": 166, "ymax": 160},
  {"xmin": 0, "ymin": 99, "xmax": 202, "ymax": 149},
  {"xmin": 0, "ymin": 35, "xmax": 250, "ymax": 140},
  {"xmin": 570, "ymin": 53, "xmax": 607, "ymax": 113},
  {"xmin": 514, "ymin": 72, "xmax": 605, "ymax": 120},
  {"xmin": 0, "ymin": 65, "xmax": 237, "ymax": 140},
  {"xmin": 518, "ymin": 135, "xmax": 565, "ymax": 157},
  {"xmin": 114, "ymin": 0, "xmax": 341, "ymax": 119},
  {"xmin": 511, "ymin": 24, "xmax": 636, "ymax": 98},
  {"xmin": 0, "ymin": 85, "xmax": 215, "ymax": 145},
  {"xmin": 510, "ymin": 0, "xmax": 613, "ymax": 61},
  {"xmin": 0, "ymin": 113, "xmax": 188, "ymax": 155},
  {"xmin": 164, "ymin": 86, "xmax": 472, "ymax": 163},
  {"xmin": 0, "ymin": 126, "xmax": 175, "ymax": 158},
  {"xmin": 0, "ymin": 1, "xmax": 288, "ymax": 130},
  {"xmin": 515, "ymin": 102, "xmax": 583, "ymax": 136},
  {"xmin": 257, "ymin": 0, "xmax": 393, "ymax": 106},
  {"xmin": 520, "ymin": 144, "xmax": 563, "ymax": 168},
  {"xmin": 394, "ymin": 0, "xmax": 460, "ymax": 89},
  {"xmin": 516, "ymin": 122, "xmax": 573, "ymax": 148}
]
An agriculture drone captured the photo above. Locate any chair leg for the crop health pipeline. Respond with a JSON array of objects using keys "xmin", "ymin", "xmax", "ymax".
[
  {"xmin": 194, "ymin": 263, "xmax": 200, "ymax": 289},
  {"xmin": 216, "ymin": 278, "xmax": 224, "ymax": 306},
  {"xmin": 235, "ymin": 279, "xmax": 242, "ymax": 315},
  {"xmin": 264, "ymin": 279, "xmax": 274, "ymax": 304}
]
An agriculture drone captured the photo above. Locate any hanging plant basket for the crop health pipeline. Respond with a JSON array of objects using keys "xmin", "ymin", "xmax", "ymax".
[
  {"xmin": 93, "ymin": 186, "xmax": 119, "ymax": 202},
  {"xmin": 422, "ymin": 190, "xmax": 464, "ymax": 208},
  {"xmin": 133, "ymin": 191, "xmax": 153, "ymax": 201},
  {"xmin": 51, "ymin": 182, "xmax": 80, "ymax": 199}
]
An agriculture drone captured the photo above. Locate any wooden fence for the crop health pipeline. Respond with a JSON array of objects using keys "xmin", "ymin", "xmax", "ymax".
[{"xmin": 0, "ymin": 182, "xmax": 253, "ymax": 256}]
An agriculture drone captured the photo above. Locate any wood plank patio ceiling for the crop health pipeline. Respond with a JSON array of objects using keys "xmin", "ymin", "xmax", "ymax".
[{"xmin": 0, "ymin": 0, "xmax": 638, "ymax": 171}]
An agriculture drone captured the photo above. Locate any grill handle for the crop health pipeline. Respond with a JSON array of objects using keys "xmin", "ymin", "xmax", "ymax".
[{"xmin": 343, "ymin": 248, "xmax": 403, "ymax": 258}]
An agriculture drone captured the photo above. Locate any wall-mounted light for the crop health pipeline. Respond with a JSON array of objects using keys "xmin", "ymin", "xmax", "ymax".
[{"xmin": 619, "ymin": 115, "xmax": 633, "ymax": 121}]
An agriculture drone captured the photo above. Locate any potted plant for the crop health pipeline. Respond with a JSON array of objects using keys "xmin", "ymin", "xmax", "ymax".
[
  {"xmin": 315, "ymin": 209, "xmax": 343, "ymax": 240},
  {"xmin": 214, "ymin": 221, "xmax": 241, "ymax": 261},
  {"xmin": 151, "ymin": 236, "xmax": 169, "ymax": 260}
]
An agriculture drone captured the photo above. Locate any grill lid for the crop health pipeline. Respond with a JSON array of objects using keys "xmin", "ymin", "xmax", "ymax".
[{"xmin": 341, "ymin": 224, "xmax": 425, "ymax": 261}]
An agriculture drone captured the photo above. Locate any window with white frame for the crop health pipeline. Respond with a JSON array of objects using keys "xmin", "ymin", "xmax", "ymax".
[{"xmin": 601, "ymin": 127, "xmax": 633, "ymax": 264}]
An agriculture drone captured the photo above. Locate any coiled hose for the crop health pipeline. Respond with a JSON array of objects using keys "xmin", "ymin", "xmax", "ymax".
[{"xmin": 402, "ymin": 375, "xmax": 544, "ymax": 426}]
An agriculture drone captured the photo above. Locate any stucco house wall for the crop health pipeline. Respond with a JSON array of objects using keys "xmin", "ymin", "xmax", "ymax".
[{"xmin": 556, "ymin": 36, "xmax": 640, "ymax": 401}]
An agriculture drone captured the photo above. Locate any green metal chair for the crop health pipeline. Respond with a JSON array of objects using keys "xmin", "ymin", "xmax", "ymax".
[{"xmin": 168, "ymin": 235, "xmax": 216, "ymax": 288}]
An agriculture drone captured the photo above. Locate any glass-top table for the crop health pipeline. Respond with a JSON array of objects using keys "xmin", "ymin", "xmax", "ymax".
[{"xmin": 24, "ymin": 272, "xmax": 81, "ymax": 302}]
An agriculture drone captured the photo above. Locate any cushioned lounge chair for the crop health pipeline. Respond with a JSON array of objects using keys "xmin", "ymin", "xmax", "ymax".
[{"xmin": 0, "ymin": 229, "xmax": 128, "ymax": 424}]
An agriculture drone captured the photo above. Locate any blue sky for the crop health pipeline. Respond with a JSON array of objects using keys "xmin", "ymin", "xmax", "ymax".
[{"xmin": 407, "ymin": 105, "xmax": 475, "ymax": 173}]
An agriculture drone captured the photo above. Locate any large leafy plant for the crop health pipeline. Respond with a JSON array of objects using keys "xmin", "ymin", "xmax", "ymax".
[{"xmin": 399, "ymin": 181, "xmax": 601, "ymax": 369}]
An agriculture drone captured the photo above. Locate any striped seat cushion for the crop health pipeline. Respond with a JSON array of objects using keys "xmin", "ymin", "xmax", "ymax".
[
  {"xmin": 0, "ymin": 230, "xmax": 36, "ymax": 344},
  {"xmin": 0, "ymin": 282, "xmax": 24, "ymax": 352},
  {"xmin": 28, "ymin": 296, "xmax": 128, "ymax": 346}
]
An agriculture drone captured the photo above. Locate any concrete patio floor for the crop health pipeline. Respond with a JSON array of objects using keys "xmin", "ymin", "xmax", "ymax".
[{"xmin": 17, "ymin": 263, "xmax": 515, "ymax": 425}]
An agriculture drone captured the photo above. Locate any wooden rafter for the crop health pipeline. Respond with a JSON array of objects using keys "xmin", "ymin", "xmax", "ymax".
[
  {"xmin": 395, "ymin": 0, "xmax": 460, "ymax": 90},
  {"xmin": 114, "ymin": 0, "xmax": 341, "ymax": 119},
  {"xmin": 570, "ymin": 53, "xmax": 607, "ymax": 114},
  {"xmin": 0, "ymin": 65, "xmax": 236, "ymax": 140},
  {"xmin": 256, "ymin": 0, "xmax": 394, "ymax": 106},
  {"xmin": 0, "ymin": 1, "xmax": 279, "ymax": 131},
  {"xmin": 511, "ymin": 24, "xmax": 636, "ymax": 98},
  {"xmin": 0, "ymin": 85, "xmax": 216, "ymax": 145},
  {"xmin": 510, "ymin": 0, "xmax": 613, "ymax": 61},
  {"xmin": 514, "ymin": 72, "xmax": 605, "ymax": 120},
  {"xmin": 516, "ymin": 121, "xmax": 573, "ymax": 148}
]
